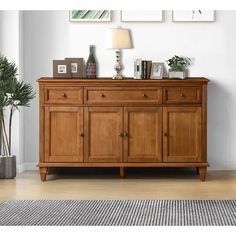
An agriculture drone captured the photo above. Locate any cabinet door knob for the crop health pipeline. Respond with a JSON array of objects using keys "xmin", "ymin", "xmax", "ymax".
[
  {"xmin": 61, "ymin": 93, "xmax": 67, "ymax": 98},
  {"xmin": 123, "ymin": 132, "xmax": 128, "ymax": 137},
  {"xmin": 80, "ymin": 133, "xmax": 85, "ymax": 137},
  {"xmin": 101, "ymin": 93, "xmax": 106, "ymax": 98},
  {"xmin": 119, "ymin": 133, "xmax": 124, "ymax": 137},
  {"xmin": 143, "ymin": 93, "xmax": 148, "ymax": 98},
  {"xmin": 164, "ymin": 132, "xmax": 168, "ymax": 137}
]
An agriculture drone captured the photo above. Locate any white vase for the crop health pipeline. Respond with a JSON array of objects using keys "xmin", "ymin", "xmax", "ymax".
[{"xmin": 168, "ymin": 70, "xmax": 185, "ymax": 79}]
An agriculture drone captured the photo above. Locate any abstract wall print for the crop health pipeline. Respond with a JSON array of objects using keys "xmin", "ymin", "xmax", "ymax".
[
  {"xmin": 121, "ymin": 11, "xmax": 163, "ymax": 22},
  {"xmin": 69, "ymin": 10, "xmax": 111, "ymax": 22},
  {"xmin": 172, "ymin": 11, "xmax": 215, "ymax": 22}
]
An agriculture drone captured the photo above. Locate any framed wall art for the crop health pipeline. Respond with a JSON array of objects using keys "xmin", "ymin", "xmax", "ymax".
[
  {"xmin": 121, "ymin": 11, "xmax": 163, "ymax": 22},
  {"xmin": 69, "ymin": 10, "xmax": 111, "ymax": 22},
  {"xmin": 172, "ymin": 10, "xmax": 215, "ymax": 22},
  {"xmin": 53, "ymin": 60, "xmax": 71, "ymax": 78},
  {"xmin": 65, "ymin": 58, "xmax": 84, "ymax": 78}
]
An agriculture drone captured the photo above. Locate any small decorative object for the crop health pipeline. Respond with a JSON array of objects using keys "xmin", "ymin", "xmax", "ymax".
[
  {"xmin": 53, "ymin": 60, "xmax": 71, "ymax": 78},
  {"xmin": 167, "ymin": 55, "xmax": 191, "ymax": 79},
  {"xmin": 69, "ymin": 10, "xmax": 111, "ymax": 22},
  {"xmin": 172, "ymin": 10, "xmax": 214, "ymax": 22},
  {"xmin": 107, "ymin": 28, "xmax": 132, "ymax": 79},
  {"xmin": 134, "ymin": 59, "xmax": 142, "ymax": 79},
  {"xmin": 86, "ymin": 45, "xmax": 97, "ymax": 79},
  {"xmin": 0, "ymin": 54, "xmax": 35, "ymax": 179},
  {"xmin": 121, "ymin": 11, "xmax": 163, "ymax": 22},
  {"xmin": 65, "ymin": 58, "xmax": 84, "ymax": 78},
  {"xmin": 150, "ymin": 62, "xmax": 164, "ymax": 79}
]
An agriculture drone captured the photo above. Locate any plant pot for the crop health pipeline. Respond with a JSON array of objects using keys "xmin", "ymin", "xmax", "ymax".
[
  {"xmin": 168, "ymin": 70, "xmax": 186, "ymax": 79},
  {"xmin": 0, "ymin": 155, "xmax": 16, "ymax": 179}
]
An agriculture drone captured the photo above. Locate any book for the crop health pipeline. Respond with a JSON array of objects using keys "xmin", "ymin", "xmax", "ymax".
[
  {"xmin": 146, "ymin": 60, "xmax": 152, "ymax": 79},
  {"xmin": 134, "ymin": 59, "xmax": 142, "ymax": 79},
  {"xmin": 142, "ymin": 60, "xmax": 147, "ymax": 79}
]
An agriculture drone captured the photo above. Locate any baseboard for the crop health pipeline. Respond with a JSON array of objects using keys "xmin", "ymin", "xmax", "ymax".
[
  {"xmin": 208, "ymin": 162, "xmax": 236, "ymax": 170},
  {"xmin": 17, "ymin": 162, "xmax": 38, "ymax": 173}
]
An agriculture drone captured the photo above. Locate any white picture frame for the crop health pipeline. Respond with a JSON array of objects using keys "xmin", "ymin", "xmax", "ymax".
[
  {"xmin": 172, "ymin": 10, "xmax": 215, "ymax": 22},
  {"xmin": 121, "ymin": 11, "xmax": 163, "ymax": 22},
  {"xmin": 150, "ymin": 62, "xmax": 164, "ymax": 79},
  {"xmin": 69, "ymin": 10, "xmax": 111, "ymax": 22}
]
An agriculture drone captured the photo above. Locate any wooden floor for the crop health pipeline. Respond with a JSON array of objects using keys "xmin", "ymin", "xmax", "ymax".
[{"xmin": 0, "ymin": 168, "xmax": 236, "ymax": 201}]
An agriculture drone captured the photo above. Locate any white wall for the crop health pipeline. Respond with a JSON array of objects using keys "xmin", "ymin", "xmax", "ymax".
[
  {"xmin": 0, "ymin": 11, "xmax": 24, "ymax": 172},
  {"xmin": 22, "ymin": 10, "xmax": 236, "ymax": 170}
]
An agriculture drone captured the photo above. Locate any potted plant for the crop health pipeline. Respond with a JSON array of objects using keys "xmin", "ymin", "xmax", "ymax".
[
  {"xmin": 0, "ymin": 54, "xmax": 35, "ymax": 179},
  {"xmin": 167, "ymin": 55, "xmax": 191, "ymax": 79}
]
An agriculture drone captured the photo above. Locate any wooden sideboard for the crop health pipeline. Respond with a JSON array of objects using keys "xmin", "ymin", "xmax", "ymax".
[{"xmin": 38, "ymin": 77, "xmax": 209, "ymax": 181}]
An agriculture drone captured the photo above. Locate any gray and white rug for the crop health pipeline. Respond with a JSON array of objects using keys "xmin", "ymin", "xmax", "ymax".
[{"xmin": 0, "ymin": 200, "xmax": 235, "ymax": 226}]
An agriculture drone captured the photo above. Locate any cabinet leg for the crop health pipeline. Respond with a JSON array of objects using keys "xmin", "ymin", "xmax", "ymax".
[
  {"xmin": 199, "ymin": 167, "xmax": 207, "ymax": 181},
  {"xmin": 40, "ymin": 167, "xmax": 48, "ymax": 182},
  {"xmin": 196, "ymin": 167, "xmax": 199, "ymax": 175},
  {"xmin": 120, "ymin": 167, "xmax": 125, "ymax": 178}
]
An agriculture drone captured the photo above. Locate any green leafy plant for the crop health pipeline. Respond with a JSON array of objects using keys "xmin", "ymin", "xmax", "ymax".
[
  {"xmin": 167, "ymin": 55, "xmax": 191, "ymax": 71},
  {"xmin": 0, "ymin": 54, "xmax": 35, "ymax": 156}
]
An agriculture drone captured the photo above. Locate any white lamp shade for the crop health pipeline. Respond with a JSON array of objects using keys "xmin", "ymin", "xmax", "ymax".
[{"xmin": 107, "ymin": 28, "xmax": 132, "ymax": 49}]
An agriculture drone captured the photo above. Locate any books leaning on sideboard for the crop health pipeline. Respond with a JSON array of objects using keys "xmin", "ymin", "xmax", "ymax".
[{"xmin": 134, "ymin": 59, "xmax": 164, "ymax": 80}]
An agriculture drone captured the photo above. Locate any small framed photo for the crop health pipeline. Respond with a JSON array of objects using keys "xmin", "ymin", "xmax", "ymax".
[
  {"xmin": 150, "ymin": 62, "xmax": 164, "ymax": 79},
  {"xmin": 53, "ymin": 60, "xmax": 71, "ymax": 78},
  {"xmin": 65, "ymin": 58, "xmax": 84, "ymax": 78}
]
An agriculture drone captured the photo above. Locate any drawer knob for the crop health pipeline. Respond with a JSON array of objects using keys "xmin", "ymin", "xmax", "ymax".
[
  {"xmin": 180, "ymin": 92, "xmax": 185, "ymax": 97},
  {"xmin": 100, "ymin": 93, "xmax": 106, "ymax": 98},
  {"xmin": 61, "ymin": 93, "xmax": 67, "ymax": 98},
  {"xmin": 143, "ymin": 93, "xmax": 148, "ymax": 98},
  {"xmin": 119, "ymin": 133, "xmax": 124, "ymax": 137}
]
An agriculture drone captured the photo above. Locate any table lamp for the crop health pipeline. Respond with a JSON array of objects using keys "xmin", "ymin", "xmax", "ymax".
[{"xmin": 107, "ymin": 28, "xmax": 132, "ymax": 79}]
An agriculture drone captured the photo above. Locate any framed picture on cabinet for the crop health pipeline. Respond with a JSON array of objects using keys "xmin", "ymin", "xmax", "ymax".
[
  {"xmin": 172, "ymin": 10, "xmax": 215, "ymax": 22},
  {"xmin": 69, "ymin": 10, "xmax": 111, "ymax": 22},
  {"xmin": 53, "ymin": 60, "xmax": 71, "ymax": 78},
  {"xmin": 121, "ymin": 11, "xmax": 163, "ymax": 22},
  {"xmin": 150, "ymin": 62, "xmax": 164, "ymax": 79},
  {"xmin": 65, "ymin": 58, "xmax": 84, "ymax": 78}
]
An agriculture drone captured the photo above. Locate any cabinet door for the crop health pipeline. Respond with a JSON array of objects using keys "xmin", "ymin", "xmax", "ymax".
[
  {"xmin": 84, "ymin": 107, "xmax": 122, "ymax": 163},
  {"xmin": 45, "ymin": 107, "xmax": 83, "ymax": 163},
  {"xmin": 163, "ymin": 107, "xmax": 202, "ymax": 162},
  {"xmin": 124, "ymin": 107, "xmax": 162, "ymax": 163}
]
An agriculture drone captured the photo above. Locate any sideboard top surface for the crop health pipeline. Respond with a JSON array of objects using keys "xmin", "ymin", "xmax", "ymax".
[{"xmin": 38, "ymin": 77, "xmax": 209, "ymax": 85}]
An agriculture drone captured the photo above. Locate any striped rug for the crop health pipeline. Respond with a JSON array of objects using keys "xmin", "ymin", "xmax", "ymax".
[{"xmin": 0, "ymin": 200, "xmax": 235, "ymax": 226}]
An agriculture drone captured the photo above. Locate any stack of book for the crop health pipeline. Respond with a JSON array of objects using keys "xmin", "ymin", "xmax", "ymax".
[{"xmin": 134, "ymin": 59, "xmax": 152, "ymax": 79}]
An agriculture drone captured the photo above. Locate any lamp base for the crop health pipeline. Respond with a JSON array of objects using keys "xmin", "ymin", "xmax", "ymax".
[{"xmin": 112, "ymin": 74, "xmax": 123, "ymax": 80}]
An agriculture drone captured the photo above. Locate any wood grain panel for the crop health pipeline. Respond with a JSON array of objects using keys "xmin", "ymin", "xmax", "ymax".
[
  {"xmin": 163, "ymin": 107, "xmax": 202, "ymax": 162},
  {"xmin": 163, "ymin": 87, "xmax": 201, "ymax": 104},
  {"xmin": 124, "ymin": 107, "xmax": 162, "ymax": 162},
  {"xmin": 84, "ymin": 87, "xmax": 161, "ymax": 104},
  {"xmin": 84, "ymin": 107, "xmax": 122, "ymax": 163},
  {"xmin": 45, "ymin": 87, "xmax": 83, "ymax": 104},
  {"xmin": 45, "ymin": 107, "xmax": 83, "ymax": 162}
]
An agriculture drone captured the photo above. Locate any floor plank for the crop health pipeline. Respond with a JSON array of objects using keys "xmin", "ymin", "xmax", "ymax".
[{"xmin": 0, "ymin": 169, "xmax": 236, "ymax": 200}]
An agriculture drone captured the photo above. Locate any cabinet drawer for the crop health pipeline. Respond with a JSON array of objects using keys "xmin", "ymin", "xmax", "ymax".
[
  {"xmin": 84, "ymin": 87, "xmax": 162, "ymax": 104},
  {"xmin": 163, "ymin": 87, "xmax": 201, "ymax": 104},
  {"xmin": 44, "ymin": 87, "xmax": 83, "ymax": 104}
]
